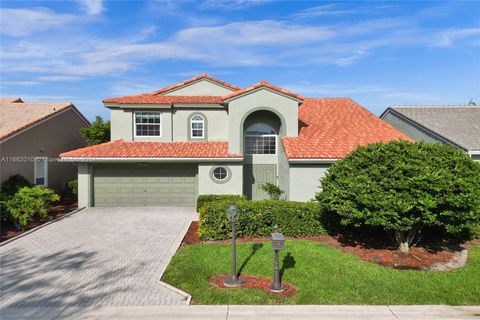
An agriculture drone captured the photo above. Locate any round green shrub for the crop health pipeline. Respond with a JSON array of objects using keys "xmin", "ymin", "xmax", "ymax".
[{"xmin": 316, "ymin": 141, "xmax": 480, "ymax": 252}]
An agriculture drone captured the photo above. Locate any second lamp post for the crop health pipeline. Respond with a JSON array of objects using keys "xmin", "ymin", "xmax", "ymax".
[{"xmin": 223, "ymin": 204, "xmax": 244, "ymax": 287}]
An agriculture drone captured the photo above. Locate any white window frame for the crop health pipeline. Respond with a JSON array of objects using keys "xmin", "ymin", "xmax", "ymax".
[
  {"xmin": 34, "ymin": 157, "xmax": 48, "ymax": 187},
  {"xmin": 134, "ymin": 112, "xmax": 162, "ymax": 138},
  {"xmin": 244, "ymin": 134, "xmax": 277, "ymax": 155},
  {"xmin": 190, "ymin": 115, "xmax": 205, "ymax": 139}
]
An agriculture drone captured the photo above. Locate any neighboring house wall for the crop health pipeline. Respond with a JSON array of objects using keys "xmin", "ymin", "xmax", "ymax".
[
  {"xmin": 163, "ymin": 80, "xmax": 235, "ymax": 96},
  {"xmin": 197, "ymin": 163, "xmax": 243, "ymax": 195},
  {"xmin": 0, "ymin": 109, "xmax": 87, "ymax": 192},
  {"xmin": 382, "ymin": 111, "xmax": 455, "ymax": 146},
  {"xmin": 289, "ymin": 164, "xmax": 330, "ymax": 202}
]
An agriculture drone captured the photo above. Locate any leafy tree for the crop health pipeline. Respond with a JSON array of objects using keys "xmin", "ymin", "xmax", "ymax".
[
  {"xmin": 5, "ymin": 186, "xmax": 60, "ymax": 229},
  {"xmin": 0, "ymin": 174, "xmax": 32, "ymax": 221},
  {"xmin": 316, "ymin": 141, "xmax": 480, "ymax": 253},
  {"xmin": 80, "ymin": 116, "xmax": 110, "ymax": 145},
  {"xmin": 261, "ymin": 182, "xmax": 284, "ymax": 200}
]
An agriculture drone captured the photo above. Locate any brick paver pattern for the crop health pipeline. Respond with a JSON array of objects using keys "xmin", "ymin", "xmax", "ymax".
[{"xmin": 0, "ymin": 207, "xmax": 194, "ymax": 307}]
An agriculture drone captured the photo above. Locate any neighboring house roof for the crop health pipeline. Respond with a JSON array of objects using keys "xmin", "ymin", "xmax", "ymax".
[
  {"xmin": 60, "ymin": 140, "xmax": 243, "ymax": 159},
  {"xmin": 0, "ymin": 99, "xmax": 88, "ymax": 141},
  {"xmin": 222, "ymin": 81, "xmax": 305, "ymax": 102},
  {"xmin": 151, "ymin": 73, "xmax": 241, "ymax": 95},
  {"xmin": 0, "ymin": 97, "xmax": 23, "ymax": 103},
  {"xmin": 382, "ymin": 106, "xmax": 480, "ymax": 152},
  {"xmin": 282, "ymin": 98, "xmax": 412, "ymax": 159},
  {"xmin": 103, "ymin": 94, "xmax": 223, "ymax": 105}
]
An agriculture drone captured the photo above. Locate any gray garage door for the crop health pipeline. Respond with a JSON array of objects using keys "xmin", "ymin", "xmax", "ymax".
[{"xmin": 93, "ymin": 165, "xmax": 196, "ymax": 207}]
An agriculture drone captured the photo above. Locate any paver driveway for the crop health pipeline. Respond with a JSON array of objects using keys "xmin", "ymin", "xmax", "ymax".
[{"xmin": 0, "ymin": 207, "xmax": 195, "ymax": 308}]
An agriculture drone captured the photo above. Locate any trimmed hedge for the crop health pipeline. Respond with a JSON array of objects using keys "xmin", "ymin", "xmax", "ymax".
[
  {"xmin": 196, "ymin": 194, "xmax": 247, "ymax": 212},
  {"xmin": 198, "ymin": 199, "xmax": 325, "ymax": 240}
]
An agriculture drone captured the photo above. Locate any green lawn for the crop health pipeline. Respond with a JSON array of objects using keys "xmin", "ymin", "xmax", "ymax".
[{"xmin": 162, "ymin": 240, "xmax": 480, "ymax": 305}]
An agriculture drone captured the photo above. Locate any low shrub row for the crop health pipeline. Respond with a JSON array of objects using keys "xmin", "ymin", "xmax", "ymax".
[
  {"xmin": 198, "ymin": 199, "xmax": 325, "ymax": 240},
  {"xmin": 196, "ymin": 194, "xmax": 247, "ymax": 211}
]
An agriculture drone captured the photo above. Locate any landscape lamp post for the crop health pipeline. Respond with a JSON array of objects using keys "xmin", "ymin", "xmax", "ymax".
[
  {"xmin": 269, "ymin": 225, "xmax": 286, "ymax": 292},
  {"xmin": 223, "ymin": 204, "xmax": 244, "ymax": 287}
]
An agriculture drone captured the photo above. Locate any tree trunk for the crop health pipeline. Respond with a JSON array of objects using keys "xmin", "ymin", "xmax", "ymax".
[{"xmin": 398, "ymin": 241, "xmax": 410, "ymax": 253}]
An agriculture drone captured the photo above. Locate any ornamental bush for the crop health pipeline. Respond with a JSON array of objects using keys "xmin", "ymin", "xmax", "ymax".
[
  {"xmin": 260, "ymin": 182, "xmax": 285, "ymax": 200},
  {"xmin": 316, "ymin": 141, "xmax": 480, "ymax": 253},
  {"xmin": 196, "ymin": 194, "xmax": 247, "ymax": 212},
  {"xmin": 5, "ymin": 186, "xmax": 60, "ymax": 229},
  {"xmin": 0, "ymin": 174, "xmax": 32, "ymax": 222},
  {"xmin": 198, "ymin": 199, "xmax": 325, "ymax": 240}
]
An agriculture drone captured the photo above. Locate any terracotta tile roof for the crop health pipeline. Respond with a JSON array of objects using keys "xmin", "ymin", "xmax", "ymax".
[
  {"xmin": 151, "ymin": 73, "xmax": 241, "ymax": 95},
  {"xmin": 1, "ymin": 99, "xmax": 74, "ymax": 140},
  {"xmin": 282, "ymin": 98, "xmax": 413, "ymax": 159},
  {"xmin": 60, "ymin": 140, "xmax": 243, "ymax": 159},
  {"xmin": 103, "ymin": 94, "xmax": 223, "ymax": 104},
  {"xmin": 222, "ymin": 80, "xmax": 305, "ymax": 102}
]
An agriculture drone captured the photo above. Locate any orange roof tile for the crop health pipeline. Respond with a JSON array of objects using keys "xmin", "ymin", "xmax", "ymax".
[
  {"xmin": 60, "ymin": 140, "xmax": 243, "ymax": 159},
  {"xmin": 151, "ymin": 73, "xmax": 241, "ymax": 95},
  {"xmin": 103, "ymin": 94, "xmax": 223, "ymax": 104},
  {"xmin": 282, "ymin": 98, "xmax": 413, "ymax": 159},
  {"xmin": 222, "ymin": 80, "xmax": 305, "ymax": 102}
]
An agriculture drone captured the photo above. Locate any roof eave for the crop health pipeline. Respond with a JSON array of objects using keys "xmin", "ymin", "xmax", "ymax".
[{"xmin": 60, "ymin": 157, "xmax": 244, "ymax": 162}]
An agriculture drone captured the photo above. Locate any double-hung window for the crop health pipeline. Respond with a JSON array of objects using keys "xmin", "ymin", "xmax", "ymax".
[
  {"xmin": 190, "ymin": 115, "xmax": 205, "ymax": 139},
  {"xmin": 244, "ymin": 122, "xmax": 277, "ymax": 155},
  {"xmin": 135, "ymin": 112, "xmax": 161, "ymax": 137}
]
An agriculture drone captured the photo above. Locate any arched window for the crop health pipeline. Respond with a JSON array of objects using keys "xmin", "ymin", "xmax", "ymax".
[
  {"xmin": 245, "ymin": 122, "xmax": 277, "ymax": 154},
  {"xmin": 191, "ymin": 115, "xmax": 204, "ymax": 139}
]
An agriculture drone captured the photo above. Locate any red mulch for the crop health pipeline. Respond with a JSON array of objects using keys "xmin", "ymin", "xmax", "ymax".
[
  {"xmin": 209, "ymin": 274, "xmax": 296, "ymax": 297},
  {"xmin": 1, "ymin": 200, "xmax": 78, "ymax": 242},
  {"xmin": 181, "ymin": 221, "xmax": 465, "ymax": 270}
]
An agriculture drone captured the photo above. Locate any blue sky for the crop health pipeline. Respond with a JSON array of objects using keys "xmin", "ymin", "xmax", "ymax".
[{"xmin": 1, "ymin": 0, "xmax": 479, "ymax": 121}]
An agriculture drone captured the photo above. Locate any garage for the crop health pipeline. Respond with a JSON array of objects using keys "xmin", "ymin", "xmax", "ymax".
[{"xmin": 93, "ymin": 164, "xmax": 196, "ymax": 207}]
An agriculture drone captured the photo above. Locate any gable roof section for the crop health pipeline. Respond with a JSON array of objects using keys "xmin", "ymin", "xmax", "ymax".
[
  {"xmin": 103, "ymin": 94, "xmax": 223, "ymax": 105},
  {"xmin": 0, "ymin": 99, "xmax": 87, "ymax": 141},
  {"xmin": 383, "ymin": 106, "xmax": 480, "ymax": 152},
  {"xmin": 222, "ymin": 81, "xmax": 305, "ymax": 102},
  {"xmin": 60, "ymin": 140, "xmax": 243, "ymax": 159},
  {"xmin": 151, "ymin": 74, "xmax": 241, "ymax": 95},
  {"xmin": 282, "ymin": 98, "xmax": 412, "ymax": 159}
]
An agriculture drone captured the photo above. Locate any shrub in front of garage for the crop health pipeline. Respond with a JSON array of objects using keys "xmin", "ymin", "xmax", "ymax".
[
  {"xmin": 196, "ymin": 194, "xmax": 248, "ymax": 212},
  {"xmin": 198, "ymin": 199, "xmax": 325, "ymax": 240}
]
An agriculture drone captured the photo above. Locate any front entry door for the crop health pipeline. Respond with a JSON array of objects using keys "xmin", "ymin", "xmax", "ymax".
[{"xmin": 244, "ymin": 164, "xmax": 277, "ymax": 200}]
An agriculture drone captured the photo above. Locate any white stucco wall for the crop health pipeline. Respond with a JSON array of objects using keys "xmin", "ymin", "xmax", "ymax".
[
  {"xmin": 289, "ymin": 164, "xmax": 331, "ymax": 202},
  {"xmin": 164, "ymin": 79, "xmax": 236, "ymax": 96},
  {"xmin": 197, "ymin": 163, "xmax": 243, "ymax": 195}
]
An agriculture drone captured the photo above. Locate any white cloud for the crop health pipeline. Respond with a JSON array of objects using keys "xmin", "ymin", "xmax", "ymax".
[
  {"xmin": 0, "ymin": 7, "xmax": 75, "ymax": 37},
  {"xmin": 78, "ymin": 0, "xmax": 104, "ymax": 15}
]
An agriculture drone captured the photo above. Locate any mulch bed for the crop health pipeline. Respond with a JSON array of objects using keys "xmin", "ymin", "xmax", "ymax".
[
  {"xmin": 1, "ymin": 200, "xmax": 78, "ymax": 242},
  {"xmin": 181, "ymin": 221, "xmax": 468, "ymax": 270},
  {"xmin": 209, "ymin": 274, "xmax": 296, "ymax": 297}
]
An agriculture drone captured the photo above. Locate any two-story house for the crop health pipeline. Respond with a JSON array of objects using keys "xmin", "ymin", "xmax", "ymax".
[{"xmin": 60, "ymin": 74, "xmax": 409, "ymax": 207}]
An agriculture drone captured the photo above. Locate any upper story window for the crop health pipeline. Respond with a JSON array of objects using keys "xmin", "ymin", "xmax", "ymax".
[
  {"xmin": 244, "ymin": 122, "xmax": 277, "ymax": 155},
  {"xmin": 190, "ymin": 115, "xmax": 205, "ymax": 139},
  {"xmin": 135, "ymin": 112, "xmax": 161, "ymax": 137}
]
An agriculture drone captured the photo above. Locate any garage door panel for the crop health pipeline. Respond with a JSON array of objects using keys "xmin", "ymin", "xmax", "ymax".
[{"xmin": 93, "ymin": 165, "xmax": 196, "ymax": 207}]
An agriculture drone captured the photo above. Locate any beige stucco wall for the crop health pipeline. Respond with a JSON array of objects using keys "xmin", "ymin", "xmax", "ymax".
[
  {"xmin": 198, "ymin": 163, "xmax": 243, "ymax": 195},
  {"xmin": 172, "ymin": 108, "xmax": 229, "ymax": 141},
  {"xmin": 0, "ymin": 108, "xmax": 88, "ymax": 193},
  {"xmin": 77, "ymin": 163, "xmax": 92, "ymax": 207},
  {"xmin": 164, "ymin": 79, "xmax": 235, "ymax": 96},
  {"xmin": 228, "ymin": 89, "xmax": 299, "ymax": 154},
  {"xmin": 289, "ymin": 164, "xmax": 330, "ymax": 202}
]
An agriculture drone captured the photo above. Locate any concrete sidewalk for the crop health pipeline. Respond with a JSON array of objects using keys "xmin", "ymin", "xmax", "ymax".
[{"xmin": 1, "ymin": 305, "xmax": 479, "ymax": 320}]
